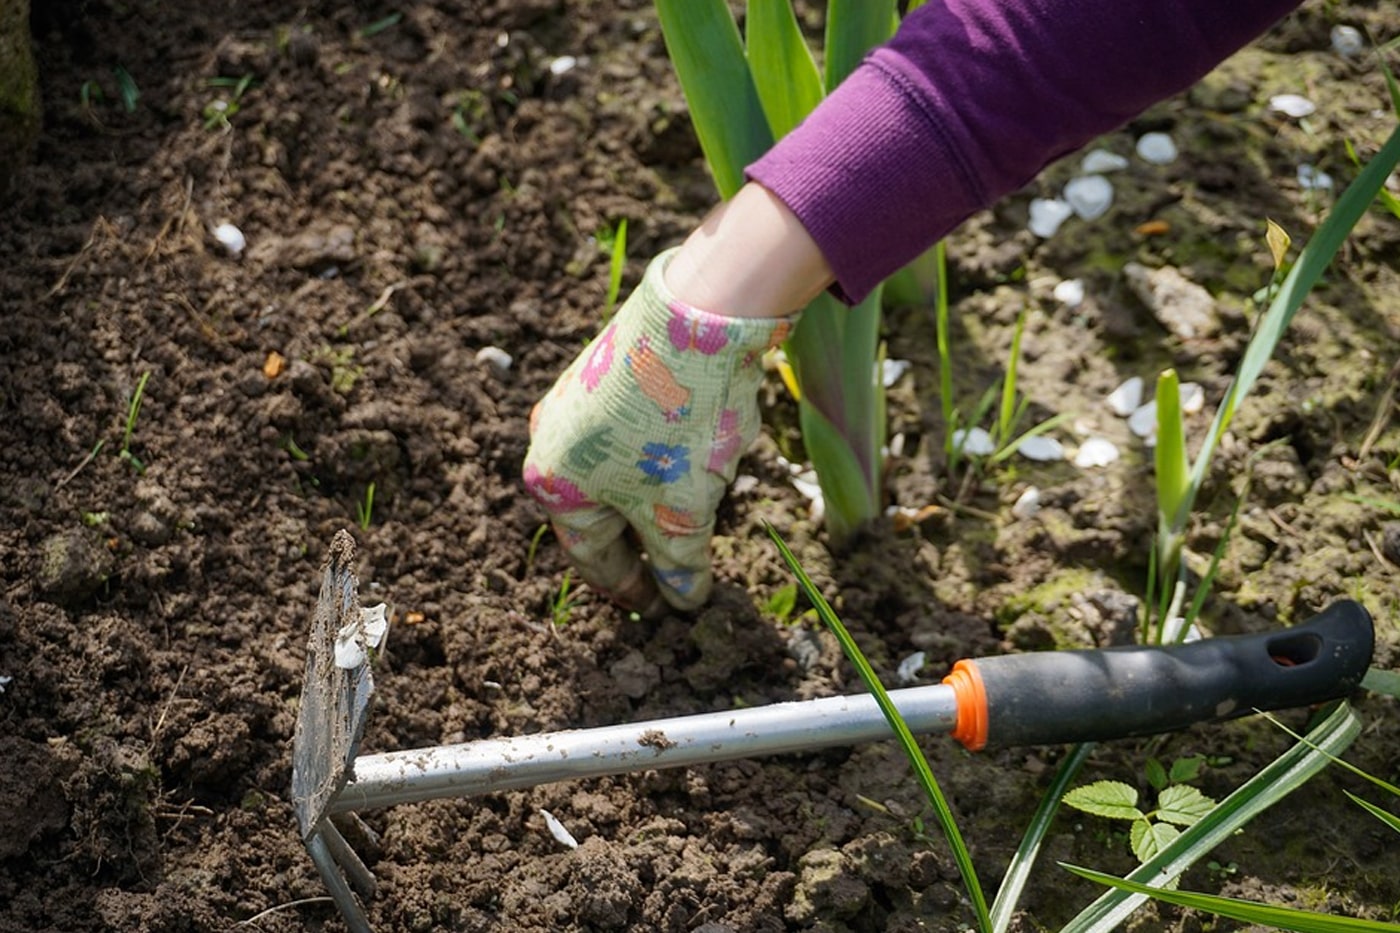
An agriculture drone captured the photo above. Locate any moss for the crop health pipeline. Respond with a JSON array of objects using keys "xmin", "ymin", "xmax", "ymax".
[
  {"xmin": 0, "ymin": 0, "xmax": 40, "ymax": 191},
  {"xmin": 995, "ymin": 566, "xmax": 1105, "ymax": 626}
]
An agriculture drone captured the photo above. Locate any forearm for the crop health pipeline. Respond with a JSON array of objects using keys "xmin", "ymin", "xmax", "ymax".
[
  {"xmin": 665, "ymin": 182, "xmax": 834, "ymax": 319},
  {"xmin": 748, "ymin": 0, "xmax": 1305, "ymax": 304}
]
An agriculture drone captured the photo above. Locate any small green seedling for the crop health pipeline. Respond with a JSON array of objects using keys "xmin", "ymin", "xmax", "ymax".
[
  {"xmin": 202, "ymin": 74, "xmax": 256, "ymax": 131},
  {"xmin": 550, "ymin": 569, "xmax": 579, "ymax": 627},
  {"xmin": 524, "ymin": 523, "xmax": 550, "ymax": 577},
  {"xmin": 599, "ymin": 218, "xmax": 629, "ymax": 320},
  {"xmin": 119, "ymin": 370, "xmax": 152, "ymax": 473},
  {"xmin": 114, "ymin": 66, "xmax": 140, "ymax": 113},
  {"xmin": 1062, "ymin": 758, "xmax": 1217, "ymax": 869},
  {"xmin": 762, "ymin": 581, "xmax": 799, "ymax": 625},
  {"xmin": 357, "ymin": 12, "xmax": 403, "ymax": 39},
  {"xmin": 356, "ymin": 482, "xmax": 376, "ymax": 530}
]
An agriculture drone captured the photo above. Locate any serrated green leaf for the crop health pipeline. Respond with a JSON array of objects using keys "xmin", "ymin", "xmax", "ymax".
[
  {"xmin": 1156, "ymin": 784, "xmax": 1217, "ymax": 827},
  {"xmin": 1063, "ymin": 781, "xmax": 1143, "ymax": 821},
  {"xmin": 1145, "ymin": 758, "xmax": 1168, "ymax": 792},
  {"xmin": 1131, "ymin": 819, "xmax": 1181, "ymax": 865},
  {"xmin": 1169, "ymin": 755, "xmax": 1205, "ymax": 785}
]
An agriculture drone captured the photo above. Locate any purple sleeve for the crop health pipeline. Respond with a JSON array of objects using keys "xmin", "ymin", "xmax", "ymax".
[{"xmin": 746, "ymin": 0, "xmax": 1302, "ymax": 304}]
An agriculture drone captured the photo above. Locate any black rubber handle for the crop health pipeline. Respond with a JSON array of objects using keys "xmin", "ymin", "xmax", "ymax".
[{"xmin": 967, "ymin": 600, "xmax": 1373, "ymax": 749}]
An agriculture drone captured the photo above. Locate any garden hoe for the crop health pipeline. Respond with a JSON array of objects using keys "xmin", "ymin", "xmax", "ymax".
[{"xmin": 292, "ymin": 531, "xmax": 1374, "ymax": 933}]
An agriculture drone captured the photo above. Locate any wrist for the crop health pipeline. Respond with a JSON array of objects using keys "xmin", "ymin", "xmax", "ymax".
[{"xmin": 664, "ymin": 182, "xmax": 834, "ymax": 319}]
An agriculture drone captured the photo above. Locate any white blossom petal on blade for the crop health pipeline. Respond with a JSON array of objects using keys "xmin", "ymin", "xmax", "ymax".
[
  {"xmin": 362, "ymin": 604, "xmax": 389, "ymax": 649},
  {"xmin": 334, "ymin": 621, "xmax": 367, "ymax": 670}
]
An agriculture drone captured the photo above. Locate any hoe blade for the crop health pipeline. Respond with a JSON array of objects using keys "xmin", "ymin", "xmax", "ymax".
[{"xmin": 292, "ymin": 530, "xmax": 375, "ymax": 839}]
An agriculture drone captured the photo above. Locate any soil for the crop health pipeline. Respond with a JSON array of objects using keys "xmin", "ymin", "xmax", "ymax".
[{"xmin": 2, "ymin": 1, "xmax": 1398, "ymax": 931}]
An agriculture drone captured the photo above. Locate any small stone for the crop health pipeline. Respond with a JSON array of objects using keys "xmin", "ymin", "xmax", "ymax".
[
  {"xmin": 1179, "ymin": 382, "xmax": 1205, "ymax": 414},
  {"xmin": 1012, "ymin": 486, "xmax": 1042, "ymax": 519},
  {"xmin": 212, "ymin": 222, "xmax": 246, "ymax": 256},
  {"xmin": 1136, "ymin": 132, "xmax": 1178, "ymax": 165},
  {"xmin": 37, "ymin": 529, "xmax": 116, "ymax": 608},
  {"xmin": 881, "ymin": 359, "xmax": 910, "ymax": 387},
  {"xmin": 475, "ymin": 346, "xmax": 513, "ymax": 372},
  {"xmin": 1297, "ymin": 163, "xmax": 1334, "ymax": 191},
  {"xmin": 1028, "ymin": 198, "xmax": 1074, "ymax": 238},
  {"xmin": 1123, "ymin": 262, "xmax": 1221, "ymax": 339},
  {"xmin": 1064, "ymin": 174, "xmax": 1114, "ymax": 220},
  {"xmin": 1128, "ymin": 401, "xmax": 1158, "ymax": 439},
  {"xmin": 548, "ymin": 55, "xmax": 577, "ymax": 76}
]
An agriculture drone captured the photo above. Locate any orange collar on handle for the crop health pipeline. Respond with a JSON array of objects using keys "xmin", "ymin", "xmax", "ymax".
[{"xmin": 944, "ymin": 659, "xmax": 989, "ymax": 752}]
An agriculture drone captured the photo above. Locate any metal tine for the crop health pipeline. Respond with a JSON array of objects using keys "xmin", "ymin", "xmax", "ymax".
[
  {"xmin": 306, "ymin": 830, "xmax": 373, "ymax": 933},
  {"xmin": 320, "ymin": 819, "xmax": 378, "ymax": 899}
]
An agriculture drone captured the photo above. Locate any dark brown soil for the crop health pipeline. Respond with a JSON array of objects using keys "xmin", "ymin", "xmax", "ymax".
[{"xmin": 2, "ymin": 2, "xmax": 1398, "ymax": 931}]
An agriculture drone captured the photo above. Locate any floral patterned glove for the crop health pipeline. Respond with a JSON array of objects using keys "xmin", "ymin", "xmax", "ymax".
[{"xmin": 523, "ymin": 249, "xmax": 796, "ymax": 614}]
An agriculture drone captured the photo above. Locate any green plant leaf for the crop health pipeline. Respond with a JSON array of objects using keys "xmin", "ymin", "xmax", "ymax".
[
  {"xmin": 1061, "ymin": 702, "xmax": 1362, "ymax": 932},
  {"xmin": 1344, "ymin": 791, "xmax": 1400, "ymax": 835},
  {"xmin": 1062, "ymin": 781, "xmax": 1143, "ymax": 821},
  {"xmin": 823, "ymin": 0, "xmax": 897, "ymax": 91},
  {"xmin": 654, "ymin": 0, "xmax": 772, "ymax": 198},
  {"xmin": 1063, "ymin": 863, "xmax": 1400, "ymax": 932},
  {"xmin": 1145, "ymin": 758, "xmax": 1168, "ymax": 792},
  {"xmin": 746, "ymin": 0, "xmax": 824, "ymax": 138},
  {"xmin": 764, "ymin": 523, "xmax": 992, "ymax": 931},
  {"xmin": 1129, "ymin": 819, "xmax": 1180, "ymax": 865},
  {"xmin": 1168, "ymin": 755, "xmax": 1205, "ymax": 785},
  {"xmin": 1361, "ymin": 666, "xmax": 1400, "ymax": 697},
  {"xmin": 1154, "ymin": 784, "xmax": 1215, "ymax": 827}
]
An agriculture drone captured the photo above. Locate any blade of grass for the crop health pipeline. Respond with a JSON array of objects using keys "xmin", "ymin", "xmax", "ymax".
[
  {"xmin": 765, "ymin": 523, "xmax": 993, "ymax": 932},
  {"xmin": 1062, "ymin": 863, "xmax": 1400, "ymax": 932},
  {"xmin": 824, "ymin": 0, "xmax": 897, "ymax": 90},
  {"xmin": 655, "ymin": 0, "xmax": 772, "ymax": 197},
  {"xmin": 989, "ymin": 742, "xmax": 1096, "ymax": 933},
  {"xmin": 1346, "ymin": 791, "xmax": 1400, "ymax": 834},
  {"xmin": 1060, "ymin": 701, "xmax": 1362, "ymax": 932}
]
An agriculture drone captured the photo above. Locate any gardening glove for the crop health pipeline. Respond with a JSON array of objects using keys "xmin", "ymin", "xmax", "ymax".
[{"xmin": 523, "ymin": 248, "xmax": 797, "ymax": 615}]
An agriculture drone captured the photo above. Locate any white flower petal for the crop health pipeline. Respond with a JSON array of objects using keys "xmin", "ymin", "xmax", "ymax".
[
  {"xmin": 362, "ymin": 604, "xmax": 389, "ymax": 649},
  {"xmin": 1135, "ymin": 132, "xmax": 1178, "ymax": 165},
  {"xmin": 213, "ymin": 223, "xmax": 246, "ymax": 256},
  {"xmin": 896, "ymin": 652, "xmax": 927, "ymax": 685},
  {"xmin": 540, "ymin": 809, "xmax": 579, "ymax": 849},
  {"xmin": 1028, "ymin": 198, "xmax": 1074, "ymax": 238},
  {"xmin": 882, "ymin": 358, "xmax": 911, "ymax": 388},
  {"xmin": 1106, "ymin": 376, "xmax": 1144, "ymax": 417},
  {"xmin": 1128, "ymin": 401, "xmax": 1159, "ymax": 438},
  {"xmin": 953, "ymin": 426, "xmax": 996, "ymax": 456},
  {"xmin": 1053, "ymin": 278, "xmax": 1085, "ymax": 308},
  {"xmin": 1269, "ymin": 94, "xmax": 1316, "ymax": 118},
  {"xmin": 475, "ymin": 346, "xmax": 513, "ymax": 372},
  {"xmin": 1064, "ymin": 175, "xmax": 1114, "ymax": 221},
  {"xmin": 1017, "ymin": 435, "xmax": 1065, "ymax": 461},
  {"xmin": 1012, "ymin": 486, "xmax": 1042, "ymax": 519},
  {"xmin": 1073, "ymin": 437, "xmax": 1120, "ymax": 468},
  {"xmin": 1080, "ymin": 149, "xmax": 1130, "ymax": 174},
  {"xmin": 334, "ymin": 621, "xmax": 367, "ymax": 670}
]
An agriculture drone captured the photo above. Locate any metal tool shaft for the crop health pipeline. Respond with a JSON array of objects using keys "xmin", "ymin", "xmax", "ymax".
[{"xmin": 330, "ymin": 684, "xmax": 959, "ymax": 814}]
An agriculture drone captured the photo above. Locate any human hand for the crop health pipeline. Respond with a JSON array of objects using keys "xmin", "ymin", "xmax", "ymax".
[{"xmin": 523, "ymin": 249, "xmax": 796, "ymax": 615}]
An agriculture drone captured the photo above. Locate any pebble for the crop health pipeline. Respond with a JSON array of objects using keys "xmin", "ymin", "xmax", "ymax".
[
  {"xmin": 1028, "ymin": 197, "xmax": 1074, "ymax": 238},
  {"xmin": 1012, "ymin": 486, "xmax": 1042, "ymax": 519},
  {"xmin": 475, "ymin": 346, "xmax": 513, "ymax": 372},
  {"xmin": 1136, "ymin": 132, "xmax": 1178, "ymax": 165},
  {"xmin": 212, "ymin": 222, "xmax": 246, "ymax": 255},
  {"xmin": 1297, "ymin": 163, "xmax": 1334, "ymax": 191},
  {"xmin": 548, "ymin": 55, "xmax": 578, "ymax": 76},
  {"xmin": 1123, "ymin": 262, "xmax": 1220, "ymax": 339},
  {"xmin": 1064, "ymin": 174, "xmax": 1114, "ymax": 220},
  {"xmin": 1128, "ymin": 400, "xmax": 1158, "ymax": 439},
  {"xmin": 881, "ymin": 359, "xmax": 911, "ymax": 387}
]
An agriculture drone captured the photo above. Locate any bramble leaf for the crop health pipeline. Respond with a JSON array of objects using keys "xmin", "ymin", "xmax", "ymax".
[
  {"xmin": 1131, "ymin": 819, "xmax": 1181, "ymax": 866},
  {"xmin": 1156, "ymin": 784, "xmax": 1217, "ymax": 827},
  {"xmin": 1063, "ymin": 781, "xmax": 1143, "ymax": 821}
]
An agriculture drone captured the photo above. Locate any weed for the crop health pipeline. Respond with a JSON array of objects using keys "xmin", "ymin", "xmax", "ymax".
[
  {"xmin": 114, "ymin": 66, "xmax": 139, "ymax": 113},
  {"xmin": 357, "ymin": 12, "xmax": 402, "ymax": 39},
  {"xmin": 355, "ymin": 482, "xmax": 375, "ymax": 531},
  {"xmin": 599, "ymin": 218, "xmax": 629, "ymax": 320},
  {"xmin": 550, "ymin": 569, "xmax": 579, "ymax": 627},
  {"xmin": 762, "ymin": 581, "xmax": 799, "ymax": 625},
  {"xmin": 1062, "ymin": 760, "xmax": 1217, "ymax": 870},
  {"xmin": 202, "ymin": 74, "xmax": 256, "ymax": 131},
  {"xmin": 119, "ymin": 370, "xmax": 152, "ymax": 474},
  {"xmin": 524, "ymin": 523, "xmax": 550, "ymax": 577}
]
